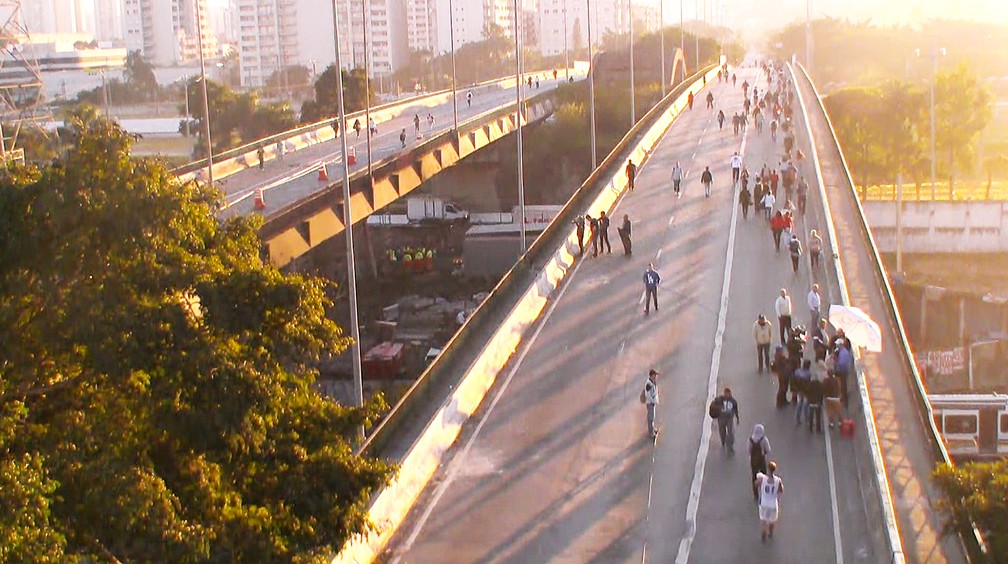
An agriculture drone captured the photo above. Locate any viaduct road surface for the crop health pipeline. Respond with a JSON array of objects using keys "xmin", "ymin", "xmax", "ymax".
[
  {"xmin": 379, "ymin": 63, "xmax": 884, "ymax": 563},
  {"xmin": 219, "ymin": 73, "xmax": 577, "ymax": 218}
]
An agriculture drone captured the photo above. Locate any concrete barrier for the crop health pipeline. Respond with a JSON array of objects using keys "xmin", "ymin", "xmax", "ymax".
[
  {"xmin": 334, "ymin": 64, "xmax": 719, "ymax": 563},
  {"xmin": 174, "ymin": 69, "xmax": 584, "ymax": 185},
  {"xmin": 787, "ymin": 62, "xmax": 907, "ymax": 564},
  {"xmin": 862, "ymin": 200, "xmax": 1008, "ymax": 253}
]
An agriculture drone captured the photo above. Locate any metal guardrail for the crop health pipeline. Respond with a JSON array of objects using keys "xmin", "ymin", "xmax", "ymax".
[
  {"xmin": 794, "ymin": 62, "xmax": 988, "ymax": 560},
  {"xmin": 358, "ymin": 64, "xmax": 717, "ymax": 458},
  {"xmin": 171, "ymin": 68, "xmax": 577, "ymax": 178},
  {"xmin": 257, "ymin": 85, "xmax": 560, "ymax": 238}
]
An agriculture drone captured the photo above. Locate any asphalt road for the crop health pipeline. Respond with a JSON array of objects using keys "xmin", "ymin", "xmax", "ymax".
[
  {"xmin": 379, "ymin": 62, "xmax": 885, "ymax": 563},
  {"xmin": 219, "ymin": 72, "xmax": 581, "ymax": 218}
]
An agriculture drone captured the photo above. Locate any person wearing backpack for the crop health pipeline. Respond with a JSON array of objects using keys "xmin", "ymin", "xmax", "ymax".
[
  {"xmin": 748, "ymin": 424, "xmax": 771, "ymax": 501},
  {"xmin": 713, "ymin": 388, "xmax": 740, "ymax": 452},
  {"xmin": 788, "ymin": 234, "xmax": 803, "ymax": 274},
  {"xmin": 640, "ymin": 369, "xmax": 660, "ymax": 437}
]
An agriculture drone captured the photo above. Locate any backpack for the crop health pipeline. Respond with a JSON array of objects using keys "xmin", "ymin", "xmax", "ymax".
[
  {"xmin": 708, "ymin": 397, "xmax": 723, "ymax": 419},
  {"xmin": 750, "ymin": 437, "xmax": 765, "ymax": 464}
]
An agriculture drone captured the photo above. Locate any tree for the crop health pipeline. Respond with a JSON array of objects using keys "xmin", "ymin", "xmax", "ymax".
[
  {"xmin": 187, "ymin": 79, "xmax": 297, "ymax": 157},
  {"xmin": 933, "ymin": 64, "xmax": 994, "ymax": 189},
  {"xmin": 571, "ymin": 17, "xmax": 584, "ymax": 50},
  {"xmin": 124, "ymin": 51, "xmax": 159, "ymax": 96},
  {"xmin": 300, "ymin": 66, "xmax": 373, "ymax": 124},
  {"xmin": 0, "ymin": 115, "xmax": 394, "ymax": 561},
  {"xmin": 934, "ymin": 460, "xmax": 1008, "ymax": 558}
]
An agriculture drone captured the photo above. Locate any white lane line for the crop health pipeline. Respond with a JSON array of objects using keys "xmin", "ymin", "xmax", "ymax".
[
  {"xmin": 673, "ymin": 88, "xmax": 750, "ymax": 564},
  {"xmin": 824, "ymin": 412, "xmax": 844, "ymax": 564},
  {"xmin": 667, "ymin": 215, "xmax": 675, "ymax": 226},
  {"xmin": 391, "ymin": 249, "xmax": 589, "ymax": 560},
  {"xmin": 655, "ymin": 248, "xmax": 663, "ymax": 260}
]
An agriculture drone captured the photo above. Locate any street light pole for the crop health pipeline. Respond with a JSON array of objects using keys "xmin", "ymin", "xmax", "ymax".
[
  {"xmin": 514, "ymin": 0, "xmax": 527, "ymax": 252},
  {"xmin": 194, "ymin": 0, "xmax": 214, "ymax": 188},
  {"xmin": 679, "ymin": 0, "xmax": 684, "ymax": 75},
  {"xmin": 329, "ymin": 0, "xmax": 364, "ymax": 430},
  {"xmin": 660, "ymin": 0, "xmax": 665, "ymax": 97},
  {"xmin": 629, "ymin": 0, "xmax": 635, "ymax": 124},
  {"xmin": 562, "ymin": 0, "xmax": 569, "ymax": 79},
  {"xmin": 917, "ymin": 47, "xmax": 945, "ymax": 200},
  {"xmin": 805, "ymin": 0, "xmax": 812, "ymax": 75},
  {"xmin": 449, "ymin": 0, "xmax": 459, "ymax": 133},
  {"xmin": 587, "ymin": 0, "xmax": 597, "ymax": 167},
  {"xmin": 694, "ymin": 0, "xmax": 698, "ymax": 69},
  {"xmin": 362, "ymin": 0, "xmax": 373, "ymax": 181}
]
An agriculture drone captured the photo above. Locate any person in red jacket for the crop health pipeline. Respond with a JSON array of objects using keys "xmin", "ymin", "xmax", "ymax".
[{"xmin": 770, "ymin": 211, "xmax": 787, "ymax": 253}]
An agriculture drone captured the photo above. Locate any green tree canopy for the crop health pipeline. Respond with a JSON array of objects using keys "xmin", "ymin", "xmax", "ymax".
[
  {"xmin": 187, "ymin": 79, "xmax": 298, "ymax": 158},
  {"xmin": 934, "ymin": 63, "xmax": 994, "ymax": 187},
  {"xmin": 300, "ymin": 66, "xmax": 373, "ymax": 124},
  {"xmin": 935, "ymin": 460, "xmax": 1008, "ymax": 558},
  {"xmin": 0, "ymin": 115, "xmax": 393, "ymax": 561}
]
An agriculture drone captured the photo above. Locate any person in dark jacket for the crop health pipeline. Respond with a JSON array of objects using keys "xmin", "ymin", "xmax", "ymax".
[
  {"xmin": 587, "ymin": 215, "xmax": 599, "ymax": 257},
  {"xmin": 739, "ymin": 185, "xmax": 752, "ymax": 219},
  {"xmin": 597, "ymin": 211, "xmax": 612, "ymax": 254},
  {"xmin": 805, "ymin": 369, "xmax": 825, "ymax": 433},
  {"xmin": 573, "ymin": 215, "xmax": 586, "ymax": 255},
  {"xmin": 771, "ymin": 346, "xmax": 790, "ymax": 408},
  {"xmin": 812, "ymin": 318, "xmax": 830, "ymax": 361},
  {"xmin": 618, "ymin": 214, "xmax": 632, "ymax": 255},
  {"xmin": 643, "ymin": 263, "xmax": 660, "ymax": 315}
]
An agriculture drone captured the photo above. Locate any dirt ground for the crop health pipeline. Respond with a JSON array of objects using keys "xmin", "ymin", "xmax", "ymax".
[{"xmin": 881, "ymin": 252, "xmax": 1008, "ymax": 297}]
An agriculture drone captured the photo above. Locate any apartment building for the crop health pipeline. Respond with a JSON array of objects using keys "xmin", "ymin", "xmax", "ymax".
[
  {"xmin": 122, "ymin": 0, "xmax": 216, "ymax": 65},
  {"xmin": 538, "ymin": 0, "xmax": 655, "ymax": 56}
]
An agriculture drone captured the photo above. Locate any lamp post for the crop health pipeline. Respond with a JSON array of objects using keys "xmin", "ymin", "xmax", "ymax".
[
  {"xmin": 449, "ymin": 0, "xmax": 459, "ymax": 133},
  {"xmin": 514, "ymin": 0, "xmax": 527, "ymax": 252},
  {"xmin": 194, "ymin": 0, "xmax": 214, "ymax": 188},
  {"xmin": 329, "ymin": 0, "xmax": 364, "ymax": 434},
  {"xmin": 805, "ymin": 0, "xmax": 812, "ymax": 75},
  {"xmin": 562, "ymin": 0, "xmax": 569, "ymax": 79},
  {"xmin": 694, "ymin": 0, "xmax": 698, "ymax": 69},
  {"xmin": 362, "ymin": 0, "xmax": 373, "ymax": 181},
  {"xmin": 629, "ymin": 0, "xmax": 635, "ymax": 124},
  {"xmin": 916, "ymin": 47, "xmax": 946, "ymax": 200},
  {"xmin": 587, "ymin": 0, "xmax": 597, "ymax": 167},
  {"xmin": 679, "ymin": 0, "xmax": 684, "ymax": 75},
  {"xmin": 659, "ymin": 0, "xmax": 665, "ymax": 97}
]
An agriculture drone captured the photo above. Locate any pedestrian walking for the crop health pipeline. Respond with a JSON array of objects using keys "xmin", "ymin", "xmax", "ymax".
[
  {"xmin": 755, "ymin": 461, "xmax": 784, "ymax": 542},
  {"xmin": 714, "ymin": 388, "xmax": 741, "ymax": 452},
  {"xmin": 276, "ymin": 140, "xmax": 285, "ymax": 161},
  {"xmin": 257, "ymin": 145, "xmax": 265, "ymax": 170},
  {"xmin": 761, "ymin": 190, "xmax": 776, "ymax": 220},
  {"xmin": 618, "ymin": 214, "xmax": 632, "ymax": 255},
  {"xmin": 640, "ymin": 369, "xmax": 660, "ymax": 437},
  {"xmin": 748, "ymin": 424, "xmax": 771, "ymax": 500},
  {"xmin": 597, "ymin": 211, "xmax": 611, "ymax": 254},
  {"xmin": 797, "ymin": 175, "xmax": 808, "ymax": 214},
  {"xmin": 626, "ymin": 160, "xmax": 637, "ymax": 190},
  {"xmin": 701, "ymin": 166, "xmax": 713, "ymax": 198},
  {"xmin": 812, "ymin": 318, "xmax": 830, "ymax": 362},
  {"xmin": 824, "ymin": 370, "xmax": 842, "ymax": 428},
  {"xmin": 718, "ymin": 109, "xmax": 726, "ymax": 129},
  {"xmin": 414, "ymin": 113, "xmax": 421, "ymax": 134},
  {"xmin": 427, "ymin": 113, "xmax": 435, "ymax": 132},
  {"xmin": 572, "ymin": 215, "xmax": 586, "ymax": 255},
  {"xmin": 643, "ymin": 263, "xmax": 660, "ymax": 315},
  {"xmin": 739, "ymin": 185, "xmax": 752, "ymax": 219},
  {"xmin": 771, "ymin": 345, "xmax": 791, "ymax": 408},
  {"xmin": 788, "ymin": 233, "xmax": 803, "ymax": 273},
  {"xmin": 807, "ymin": 284, "xmax": 822, "ymax": 326},
  {"xmin": 588, "ymin": 214, "xmax": 599, "ymax": 257},
  {"xmin": 732, "ymin": 113, "xmax": 740, "ymax": 136},
  {"xmin": 369, "ymin": 117, "xmax": 378, "ymax": 136},
  {"xmin": 731, "ymin": 152, "xmax": 742, "ymax": 185},
  {"xmin": 753, "ymin": 314, "xmax": 773, "ymax": 373},
  {"xmin": 688, "ymin": 91, "xmax": 694, "ymax": 109},
  {"xmin": 706, "ymin": 91, "xmax": 715, "ymax": 109},
  {"xmin": 834, "ymin": 338, "xmax": 854, "ymax": 409},
  {"xmin": 806, "ymin": 366, "xmax": 825, "ymax": 433},
  {"xmin": 775, "ymin": 289, "xmax": 793, "ymax": 344},
  {"xmin": 399, "ymin": 128, "xmax": 407, "ymax": 148},
  {"xmin": 354, "ymin": 118, "xmax": 362, "ymax": 138},
  {"xmin": 467, "ymin": 90, "xmax": 473, "ymax": 107},
  {"xmin": 770, "ymin": 211, "xmax": 785, "ymax": 252},
  {"xmin": 672, "ymin": 161, "xmax": 683, "ymax": 196},
  {"xmin": 808, "ymin": 229, "xmax": 823, "ymax": 270},
  {"xmin": 793, "ymin": 359, "xmax": 812, "ymax": 425},
  {"xmin": 741, "ymin": 167, "xmax": 750, "ymax": 191}
]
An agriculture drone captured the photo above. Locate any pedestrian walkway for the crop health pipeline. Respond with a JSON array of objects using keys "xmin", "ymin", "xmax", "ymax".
[{"xmin": 380, "ymin": 61, "xmax": 885, "ymax": 563}]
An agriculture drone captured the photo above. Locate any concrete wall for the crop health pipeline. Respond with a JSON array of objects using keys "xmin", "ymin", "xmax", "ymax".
[{"xmin": 863, "ymin": 201, "xmax": 1008, "ymax": 253}]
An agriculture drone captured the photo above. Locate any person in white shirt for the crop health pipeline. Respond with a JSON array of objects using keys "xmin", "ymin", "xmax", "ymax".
[
  {"xmin": 641, "ymin": 369, "xmax": 660, "ymax": 437},
  {"xmin": 761, "ymin": 190, "xmax": 775, "ymax": 220},
  {"xmin": 730, "ymin": 152, "xmax": 743, "ymax": 185},
  {"xmin": 774, "ymin": 288, "xmax": 792, "ymax": 344},
  {"xmin": 755, "ymin": 461, "xmax": 784, "ymax": 542},
  {"xmin": 807, "ymin": 284, "xmax": 822, "ymax": 326},
  {"xmin": 671, "ymin": 162, "xmax": 683, "ymax": 196}
]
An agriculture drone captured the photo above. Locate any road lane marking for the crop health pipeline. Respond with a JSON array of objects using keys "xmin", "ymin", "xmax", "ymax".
[
  {"xmin": 673, "ymin": 80, "xmax": 750, "ymax": 564},
  {"xmin": 667, "ymin": 215, "xmax": 675, "ymax": 226},
  {"xmin": 391, "ymin": 241, "xmax": 590, "ymax": 560}
]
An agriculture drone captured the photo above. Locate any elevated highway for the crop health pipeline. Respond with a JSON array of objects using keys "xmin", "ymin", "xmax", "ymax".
[{"xmin": 332, "ymin": 60, "xmax": 974, "ymax": 563}]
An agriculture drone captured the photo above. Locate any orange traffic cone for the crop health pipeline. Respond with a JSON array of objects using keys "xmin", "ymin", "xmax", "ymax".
[
  {"xmin": 348, "ymin": 146, "xmax": 357, "ymax": 165},
  {"xmin": 254, "ymin": 187, "xmax": 266, "ymax": 210},
  {"xmin": 318, "ymin": 164, "xmax": 329, "ymax": 182}
]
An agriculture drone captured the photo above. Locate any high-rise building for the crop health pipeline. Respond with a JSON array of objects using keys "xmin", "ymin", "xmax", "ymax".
[
  {"xmin": 406, "ymin": 0, "xmax": 437, "ymax": 53},
  {"xmin": 235, "ymin": 0, "xmax": 408, "ymax": 89},
  {"xmin": 538, "ymin": 0, "xmax": 654, "ymax": 56},
  {"xmin": 22, "ymin": 0, "xmax": 87, "ymax": 35},
  {"xmin": 123, "ymin": 0, "xmax": 217, "ymax": 65},
  {"xmin": 94, "ymin": 0, "xmax": 124, "ymax": 41},
  {"xmin": 434, "ymin": 0, "xmax": 514, "ymax": 53}
]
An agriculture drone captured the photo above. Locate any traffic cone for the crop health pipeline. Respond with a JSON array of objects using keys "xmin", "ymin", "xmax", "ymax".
[
  {"xmin": 254, "ymin": 187, "xmax": 266, "ymax": 210},
  {"xmin": 348, "ymin": 146, "xmax": 357, "ymax": 165},
  {"xmin": 318, "ymin": 164, "xmax": 329, "ymax": 182}
]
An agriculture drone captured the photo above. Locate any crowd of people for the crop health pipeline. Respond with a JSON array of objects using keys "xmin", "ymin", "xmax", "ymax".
[{"xmin": 633, "ymin": 59, "xmax": 863, "ymax": 545}]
